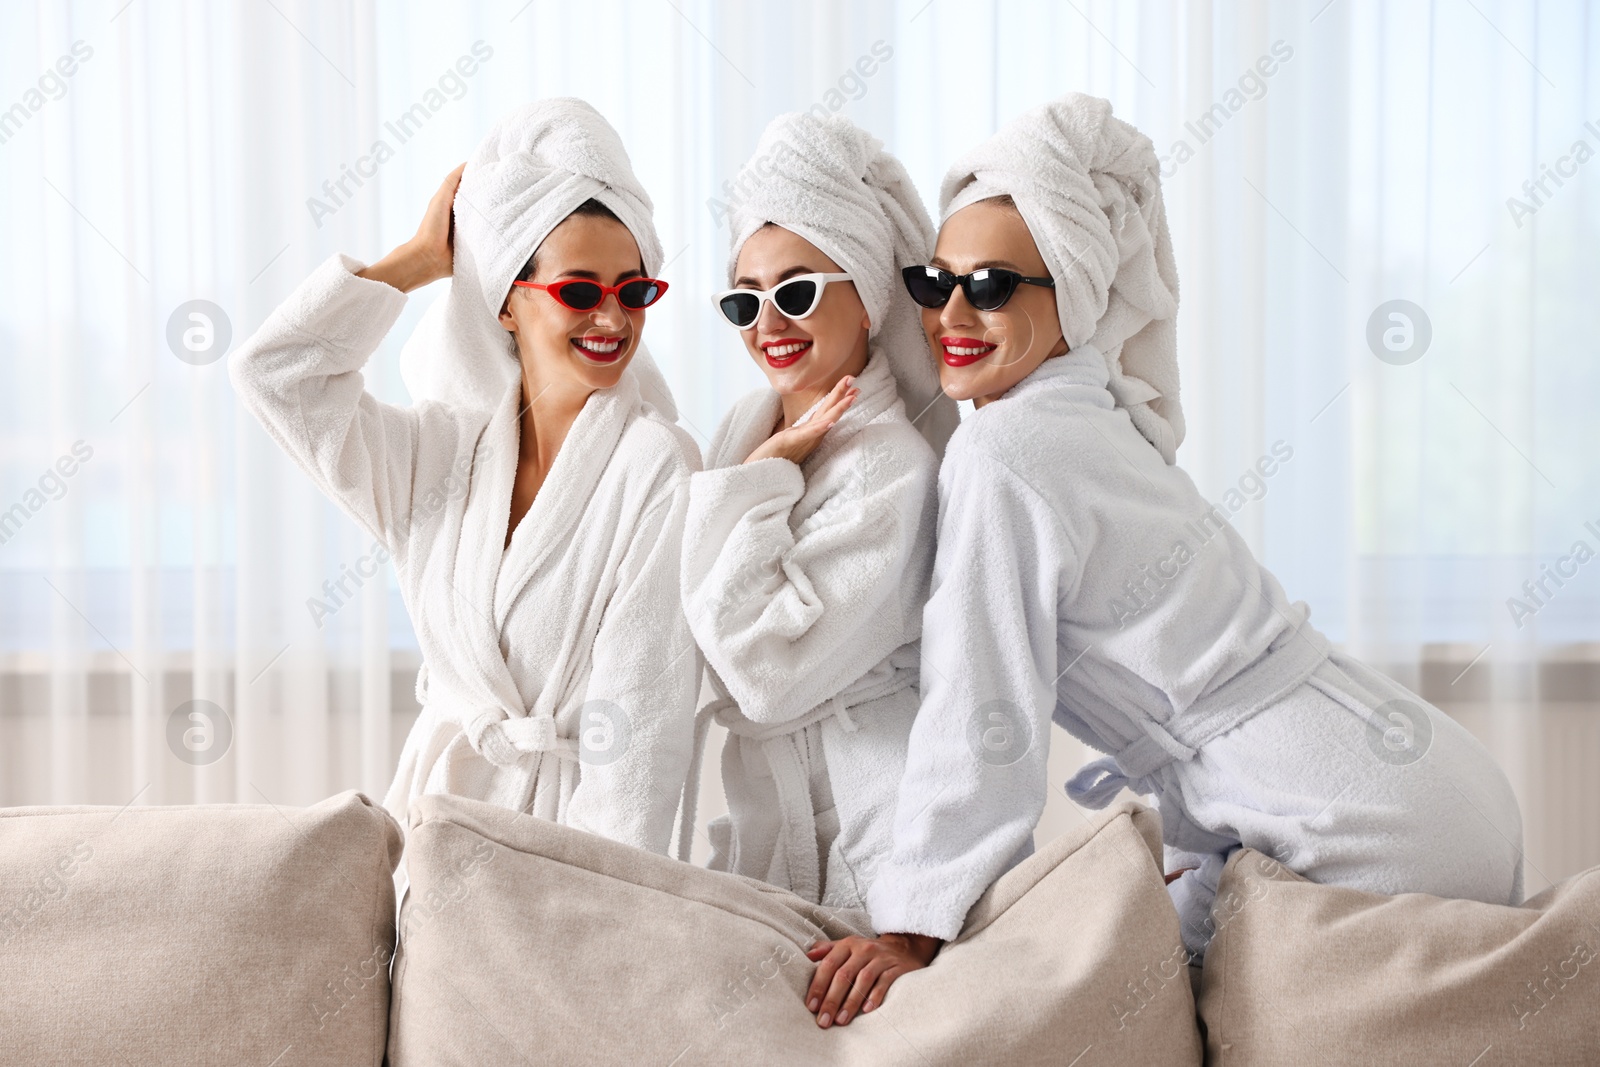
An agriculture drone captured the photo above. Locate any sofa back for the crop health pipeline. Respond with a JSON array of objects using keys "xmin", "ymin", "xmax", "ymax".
[{"xmin": 0, "ymin": 790, "xmax": 401, "ymax": 1067}]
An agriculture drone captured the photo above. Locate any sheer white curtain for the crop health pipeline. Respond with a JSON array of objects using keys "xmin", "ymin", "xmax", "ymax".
[{"xmin": 1, "ymin": 0, "xmax": 1594, "ymax": 888}]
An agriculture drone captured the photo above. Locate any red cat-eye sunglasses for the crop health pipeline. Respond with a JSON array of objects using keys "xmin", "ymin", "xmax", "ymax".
[{"xmin": 511, "ymin": 277, "xmax": 669, "ymax": 312}]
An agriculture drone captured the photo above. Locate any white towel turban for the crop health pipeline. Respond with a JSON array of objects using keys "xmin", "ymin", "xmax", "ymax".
[
  {"xmin": 400, "ymin": 98, "xmax": 678, "ymax": 420},
  {"xmin": 942, "ymin": 93, "xmax": 1183, "ymax": 463},
  {"xmin": 725, "ymin": 112, "xmax": 958, "ymax": 457}
]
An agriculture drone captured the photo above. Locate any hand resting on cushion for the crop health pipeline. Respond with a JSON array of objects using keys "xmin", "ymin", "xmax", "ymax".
[
  {"xmin": 803, "ymin": 931, "xmax": 942, "ymax": 1028},
  {"xmin": 803, "ymin": 866, "xmax": 1196, "ymax": 1027}
]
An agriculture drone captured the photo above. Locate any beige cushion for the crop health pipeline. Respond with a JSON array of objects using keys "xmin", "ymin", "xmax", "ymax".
[
  {"xmin": 388, "ymin": 793, "xmax": 1201, "ymax": 1066},
  {"xmin": 1197, "ymin": 848, "xmax": 1600, "ymax": 1064},
  {"xmin": 0, "ymin": 789, "xmax": 401, "ymax": 1067}
]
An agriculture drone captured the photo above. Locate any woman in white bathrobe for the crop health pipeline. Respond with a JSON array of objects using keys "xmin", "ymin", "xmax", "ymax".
[
  {"xmin": 805, "ymin": 93, "xmax": 1525, "ymax": 1027},
  {"xmin": 229, "ymin": 100, "xmax": 701, "ymax": 856},
  {"xmin": 676, "ymin": 113, "xmax": 958, "ymax": 910}
]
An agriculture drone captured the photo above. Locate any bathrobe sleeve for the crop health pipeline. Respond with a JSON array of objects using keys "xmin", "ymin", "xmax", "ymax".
[
  {"xmin": 865, "ymin": 447, "xmax": 1078, "ymax": 941},
  {"xmin": 228, "ymin": 252, "xmax": 439, "ymax": 552},
  {"xmin": 680, "ymin": 436, "xmax": 935, "ymax": 725},
  {"xmin": 565, "ymin": 472, "xmax": 701, "ymax": 855}
]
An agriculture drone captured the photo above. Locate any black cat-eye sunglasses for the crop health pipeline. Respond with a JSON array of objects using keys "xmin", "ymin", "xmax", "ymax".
[{"xmin": 901, "ymin": 265, "xmax": 1054, "ymax": 312}]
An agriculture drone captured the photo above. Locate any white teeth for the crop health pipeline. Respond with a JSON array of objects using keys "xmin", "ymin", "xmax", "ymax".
[
  {"xmin": 946, "ymin": 344, "xmax": 992, "ymax": 356},
  {"xmin": 575, "ymin": 337, "xmax": 621, "ymax": 354},
  {"xmin": 766, "ymin": 342, "xmax": 810, "ymax": 357}
]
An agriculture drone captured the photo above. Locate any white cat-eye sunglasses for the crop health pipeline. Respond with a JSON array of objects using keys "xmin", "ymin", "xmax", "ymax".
[{"xmin": 710, "ymin": 272, "xmax": 853, "ymax": 329}]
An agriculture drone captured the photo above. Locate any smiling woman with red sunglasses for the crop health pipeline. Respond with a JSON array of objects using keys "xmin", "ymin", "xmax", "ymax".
[
  {"xmin": 228, "ymin": 100, "xmax": 702, "ymax": 866},
  {"xmin": 674, "ymin": 112, "xmax": 958, "ymax": 927},
  {"xmin": 504, "ymin": 252, "xmax": 667, "ymax": 385}
]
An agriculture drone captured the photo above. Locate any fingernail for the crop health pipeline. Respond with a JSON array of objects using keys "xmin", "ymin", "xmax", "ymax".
[
  {"xmin": 819, "ymin": 1013, "xmax": 831, "ymax": 1027},
  {"xmin": 865, "ymin": 1001, "xmax": 876, "ymax": 1012},
  {"xmin": 808, "ymin": 998, "xmax": 819, "ymax": 1012},
  {"xmin": 838, "ymin": 1010, "xmax": 850, "ymax": 1023}
]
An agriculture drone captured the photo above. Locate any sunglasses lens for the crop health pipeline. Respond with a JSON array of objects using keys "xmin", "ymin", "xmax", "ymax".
[
  {"xmin": 619, "ymin": 279, "xmax": 664, "ymax": 309},
  {"xmin": 773, "ymin": 279, "xmax": 820, "ymax": 318},
  {"xmin": 965, "ymin": 269, "xmax": 1020, "ymax": 311},
  {"xmin": 901, "ymin": 266, "xmax": 954, "ymax": 308},
  {"xmin": 553, "ymin": 281, "xmax": 603, "ymax": 310},
  {"xmin": 718, "ymin": 292, "xmax": 760, "ymax": 328}
]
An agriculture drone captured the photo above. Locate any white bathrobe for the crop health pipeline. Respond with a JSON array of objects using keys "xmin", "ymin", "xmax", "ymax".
[
  {"xmin": 866, "ymin": 347, "xmax": 1526, "ymax": 955},
  {"xmin": 229, "ymin": 253, "xmax": 702, "ymax": 855},
  {"xmin": 680, "ymin": 349, "xmax": 938, "ymax": 909}
]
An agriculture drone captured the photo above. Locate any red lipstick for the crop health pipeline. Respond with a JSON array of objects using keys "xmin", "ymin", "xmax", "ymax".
[
  {"xmin": 939, "ymin": 336, "xmax": 997, "ymax": 367},
  {"xmin": 761, "ymin": 337, "xmax": 812, "ymax": 369},
  {"xmin": 572, "ymin": 333, "xmax": 625, "ymax": 364}
]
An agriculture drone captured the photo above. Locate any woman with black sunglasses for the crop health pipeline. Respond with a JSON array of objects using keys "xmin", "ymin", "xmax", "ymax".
[
  {"xmin": 805, "ymin": 93, "xmax": 1523, "ymax": 1027},
  {"xmin": 229, "ymin": 100, "xmax": 702, "ymax": 862},
  {"xmin": 675, "ymin": 112, "xmax": 958, "ymax": 915}
]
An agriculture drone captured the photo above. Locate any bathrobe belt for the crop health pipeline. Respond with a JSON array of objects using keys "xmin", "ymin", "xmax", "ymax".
[
  {"xmin": 1064, "ymin": 623, "xmax": 1332, "ymax": 809},
  {"xmin": 674, "ymin": 655, "xmax": 915, "ymax": 898},
  {"xmin": 414, "ymin": 662, "xmax": 582, "ymax": 768}
]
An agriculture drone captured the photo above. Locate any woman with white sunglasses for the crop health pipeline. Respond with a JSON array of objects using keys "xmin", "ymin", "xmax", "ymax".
[{"xmin": 675, "ymin": 112, "xmax": 958, "ymax": 912}]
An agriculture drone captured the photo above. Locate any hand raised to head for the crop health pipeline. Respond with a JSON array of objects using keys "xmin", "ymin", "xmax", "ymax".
[{"xmin": 357, "ymin": 163, "xmax": 465, "ymax": 293}]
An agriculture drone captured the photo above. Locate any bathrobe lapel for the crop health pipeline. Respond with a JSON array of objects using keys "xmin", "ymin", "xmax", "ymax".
[
  {"xmin": 700, "ymin": 350, "xmax": 908, "ymax": 901},
  {"xmin": 440, "ymin": 381, "xmax": 525, "ymax": 720},
  {"xmin": 418, "ymin": 371, "xmax": 636, "ymax": 813},
  {"xmin": 709, "ymin": 390, "xmax": 782, "ymax": 468},
  {"xmin": 706, "ymin": 349, "xmax": 899, "ymax": 469},
  {"xmin": 400, "ymin": 383, "xmax": 529, "ymax": 812},
  {"xmin": 798, "ymin": 350, "xmax": 899, "ymax": 474},
  {"xmin": 492, "ymin": 373, "xmax": 634, "ymax": 631}
]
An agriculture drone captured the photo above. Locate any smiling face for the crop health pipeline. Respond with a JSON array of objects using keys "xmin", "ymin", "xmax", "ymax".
[
  {"xmin": 731, "ymin": 224, "xmax": 870, "ymax": 401},
  {"xmin": 923, "ymin": 198, "xmax": 1068, "ymax": 406},
  {"xmin": 498, "ymin": 210, "xmax": 646, "ymax": 393}
]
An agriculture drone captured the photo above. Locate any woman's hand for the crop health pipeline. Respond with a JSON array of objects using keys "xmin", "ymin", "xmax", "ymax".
[
  {"xmin": 803, "ymin": 931, "xmax": 941, "ymax": 1027},
  {"xmin": 744, "ymin": 375, "xmax": 858, "ymax": 466},
  {"xmin": 357, "ymin": 163, "xmax": 465, "ymax": 293}
]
